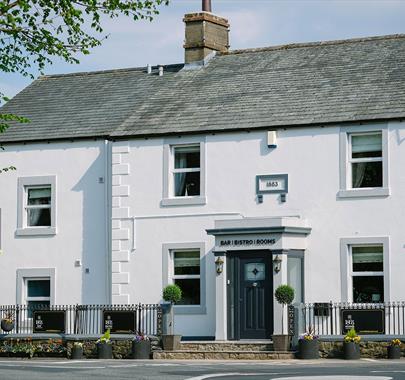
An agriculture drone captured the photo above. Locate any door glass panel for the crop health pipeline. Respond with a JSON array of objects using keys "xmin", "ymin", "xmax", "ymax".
[{"xmin": 244, "ymin": 263, "xmax": 265, "ymax": 281}]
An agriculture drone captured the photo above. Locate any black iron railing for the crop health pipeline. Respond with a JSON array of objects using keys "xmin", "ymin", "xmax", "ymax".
[
  {"xmin": 301, "ymin": 302, "xmax": 405, "ymax": 336},
  {"xmin": 0, "ymin": 304, "xmax": 162, "ymax": 336}
]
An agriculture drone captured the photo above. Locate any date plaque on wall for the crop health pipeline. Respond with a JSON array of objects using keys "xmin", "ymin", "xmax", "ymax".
[{"xmin": 256, "ymin": 174, "xmax": 288, "ymax": 195}]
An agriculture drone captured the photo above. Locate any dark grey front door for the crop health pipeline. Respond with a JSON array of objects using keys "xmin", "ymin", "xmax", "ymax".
[{"xmin": 228, "ymin": 251, "xmax": 273, "ymax": 340}]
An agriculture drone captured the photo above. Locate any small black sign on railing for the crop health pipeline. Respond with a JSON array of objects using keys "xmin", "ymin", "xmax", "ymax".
[
  {"xmin": 103, "ymin": 310, "xmax": 136, "ymax": 334},
  {"xmin": 33, "ymin": 310, "xmax": 66, "ymax": 333},
  {"xmin": 341, "ymin": 309, "xmax": 385, "ymax": 335}
]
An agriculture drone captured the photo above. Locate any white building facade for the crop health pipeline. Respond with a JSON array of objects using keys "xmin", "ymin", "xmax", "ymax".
[{"xmin": 1, "ymin": 9, "xmax": 405, "ymax": 340}]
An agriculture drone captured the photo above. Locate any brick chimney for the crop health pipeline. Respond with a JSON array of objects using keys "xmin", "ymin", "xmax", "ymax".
[{"xmin": 183, "ymin": 0, "xmax": 230, "ymax": 64}]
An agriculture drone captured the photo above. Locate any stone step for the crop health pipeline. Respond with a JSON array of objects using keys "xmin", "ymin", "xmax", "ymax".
[
  {"xmin": 153, "ymin": 350, "xmax": 295, "ymax": 360},
  {"xmin": 179, "ymin": 342, "xmax": 274, "ymax": 352}
]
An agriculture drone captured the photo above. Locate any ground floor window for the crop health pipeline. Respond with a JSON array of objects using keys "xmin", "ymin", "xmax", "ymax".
[
  {"xmin": 351, "ymin": 245, "xmax": 384, "ymax": 303},
  {"xmin": 172, "ymin": 250, "xmax": 200, "ymax": 305},
  {"xmin": 25, "ymin": 278, "xmax": 51, "ymax": 317}
]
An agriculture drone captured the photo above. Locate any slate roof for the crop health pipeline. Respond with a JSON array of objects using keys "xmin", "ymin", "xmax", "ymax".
[{"xmin": 1, "ymin": 34, "xmax": 405, "ymax": 143}]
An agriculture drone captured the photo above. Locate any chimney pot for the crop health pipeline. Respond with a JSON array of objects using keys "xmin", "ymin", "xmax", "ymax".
[
  {"xmin": 158, "ymin": 66, "xmax": 164, "ymax": 76},
  {"xmin": 202, "ymin": 0, "xmax": 212, "ymax": 12}
]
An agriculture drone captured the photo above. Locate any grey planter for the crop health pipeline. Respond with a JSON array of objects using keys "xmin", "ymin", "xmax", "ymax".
[
  {"xmin": 132, "ymin": 340, "xmax": 151, "ymax": 359},
  {"xmin": 272, "ymin": 335, "xmax": 290, "ymax": 351},
  {"xmin": 162, "ymin": 335, "xmax": 181, "ymax": 351},
  {"xmin": 97, "ymin": 343, "xmax": 113, "ymax": 359},
  {"xmin": 387, "ymin": 345, "xmax": 401, "ymax": 359},
  {"xmin": 343, "ymin": 342, "xmax": 360, "ymax": 360},
  {"xmin": 298, "ymin": 339, "xmax": 319, "ymax": 359},
  {"xmin": 71, "ymin": 346, "xmax": 83, "ymax": 360},
  {"xmin": 1, "ymin": 320, "xmax": 14, "ymax": 332}
]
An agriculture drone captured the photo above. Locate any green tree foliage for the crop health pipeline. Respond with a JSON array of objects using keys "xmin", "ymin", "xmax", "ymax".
[
  {"xmin": 275, "ymin": 284, "xmax": 295, "ymax": 306},
  {"xmin": 0, "ymin": 0, "xmax": 169, "ymax": 76},
  {"xmin": 0, "ymin": 0, "xmax": 169, "ymax": 166},
  {"xmin": 162, "ymin": 284, "xmax": 182, "ymax": 304}
]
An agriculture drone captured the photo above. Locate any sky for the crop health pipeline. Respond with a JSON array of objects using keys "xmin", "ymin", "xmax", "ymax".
[{"xmin": 1, "ymin": 0, "xmax": 405, "ymax": 99}]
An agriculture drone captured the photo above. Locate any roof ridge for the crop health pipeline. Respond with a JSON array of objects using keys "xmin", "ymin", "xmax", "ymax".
[
  {"xmin": 40, "ymin": 63, "xmax": 184, "ymax": 79},
  {"xmin": 224, "ymin": 33, "xmax": 405, "ymax": 55}
]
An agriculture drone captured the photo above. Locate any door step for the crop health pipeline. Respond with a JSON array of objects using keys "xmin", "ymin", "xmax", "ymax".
[
  {"xmin": 180, "ymin": 342, "xmax": 274, "ymax": 352},
  {"xmin": 153, "ymin": 350, "xmax": 295, "ymax": 360}
]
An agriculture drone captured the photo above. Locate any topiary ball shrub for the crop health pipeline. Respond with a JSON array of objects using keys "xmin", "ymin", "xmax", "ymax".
[
  {"xmin": 163, "ymin": 284, "xmax": 182, "ymax": 304},
  {"xmin": 275, "ymin": 284, "xmax": 295, "ymax": 305}
]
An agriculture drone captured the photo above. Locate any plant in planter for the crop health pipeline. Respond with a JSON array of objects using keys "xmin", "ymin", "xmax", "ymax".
[
  {"xmin": 298, "ymin": 326, "xmax": 319, "ymax": 359},
  {"xmin": 273, "ymin": 284, "xmax": 295, "ymax": 351},
  {"xmin": 387, "ymin": 339, "xmax": 402, "ymax": 359},
  {"xmin": 96, "ymin": 329, "xmax": 113, "ymax": 359},
  {"xmin": 1, "ymin": 312, "xmax": 15, "ymax": 332},
  {"xmin": 343, "ymin": 328, "xmax": 361, "ymax": 360},
  {"xmin": 161, "ymin": 284, "xmax": 182, "ymax": 351},
  {"xmin": 71, "ymin": 342, "xmax": 84, "ymax": 360},
  {"xmin": 132, "ymin": 332, "xmax": 151, "ymax": 359}
]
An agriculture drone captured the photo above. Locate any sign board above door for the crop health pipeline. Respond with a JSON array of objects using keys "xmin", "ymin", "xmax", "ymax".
[{"xmin": 256, "ymin": 174, "xmax": 288, "ymax": 195}]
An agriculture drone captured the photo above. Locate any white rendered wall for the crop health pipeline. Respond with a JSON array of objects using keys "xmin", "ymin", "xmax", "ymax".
[
  {"xmin": 0, "ymin": 140, "xmax": 109, "ymax": 305},
  {"xmin": 117, "ymin": 120, "xmax": 405, "ymax": 338}
]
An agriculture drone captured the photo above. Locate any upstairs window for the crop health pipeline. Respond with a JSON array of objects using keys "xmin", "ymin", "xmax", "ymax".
[
  {"xmin": 173, "ymin": 146, "xmax": 200, "ymax": 197},
  {"xmin": 349, "ymin": 133, "xmax": 382, "ymax": 188},
  {"xmin": 17, "ymin": 176, "xmax": 57, "ymax": 236},
  {"xmin": 26, "ymin": 187, "xmax": 52, "ymax": 227}
]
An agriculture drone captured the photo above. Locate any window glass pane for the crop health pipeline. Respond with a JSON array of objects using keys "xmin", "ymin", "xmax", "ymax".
[
  {"xmin": 27, "ymin": 280, "xmax": 50, "ymax": 297},
  {"xmin": 352, "ymin": 161, "xmax": 382, "ymax": 188},
  {"xmin": 352, "ymin": 246, "xmax": 383, "ymax": 272},
  {"xmin": 28, "ymin": 208, "xmax": 51, "ymax": 227},
  {"xmin": 353, "ymin": 276, "xmax": 384, "ymax": 303},
  {"xmin": 174, "ymin": 147, "xmax": 200, "ymax": 169},
  {"xmin": 244, "ymin": 263, "xmax": 265, "ymax": 281},
  {"xmin": 27, "ymin": 188, "xmax": 51, "ymax": 205},
  {"xmin": 174, "ymin": 251, "xmax": 200, "ymax": 275},
  {"xmin": 174, "ymin": 278, "xmax": 200, "ymax": 305},
  {"xmin": 288, "ymin": 256, "xmax": 303, "ymax": 303},
  {"xmin": 174, "ymin": 171, "xmax": 200, "ymax": 196},
  {"xmin": 351, "ymin": 134, "xmax": 382, "ymax": 158}
]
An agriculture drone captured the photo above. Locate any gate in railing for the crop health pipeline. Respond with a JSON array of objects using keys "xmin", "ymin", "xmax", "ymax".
[
  {"xmin": 300, "ymin": 302, "xmax": 405, "ymax": 336},
  {"xmin": 0, "ymin": 304, "xmax": 162, "ymax": 335}
]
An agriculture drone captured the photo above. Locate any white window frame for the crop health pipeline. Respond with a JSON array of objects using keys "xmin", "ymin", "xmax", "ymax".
[
  {"xmin": 350, "ymin": 244, "xmax": 384, "ymax": 303},
  {"xmin": 25, "ymin": 278, "xmax": 51, "ymax": 306},
  {"xmin": 162, "ymin": 137, "xmax": 206, "ymax": 206},
  {"xmin": 340, "ymin": 237, "xmax": 390, "ymax": 303},
  {"xmin": 16, "ymin": 176, "xmax": 57, "ymax": 236},
  {"xmin": 171, "ymin": 249, "xmax": 201, "ymax": 306},
  {"xmin": 162, "ymin": 242, "xmax": 206, "ymax": 314},
  {"xmin": 338, "ymin": 124, "xmax": 389, "ymax": 198}
]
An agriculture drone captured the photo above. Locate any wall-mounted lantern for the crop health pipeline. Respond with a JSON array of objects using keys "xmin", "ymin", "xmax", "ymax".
[
  {"xmin": 273, "ymin": 255, "xmax": 282, "ymax": 273},
  {"xmin": 215, "ymin": 257, "xmax": 224, "ymax": 274}
]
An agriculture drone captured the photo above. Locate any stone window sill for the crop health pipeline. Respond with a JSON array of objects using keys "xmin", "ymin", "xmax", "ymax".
[
  {"xmin": 338, "ymin": 187, "xmax": 390, "ymax": 199},
  {"xmin": 16, "ymin": 227, "xmax": 57, "ymax": 237},
  {"xmin": 161, "ymin": 196, "xmax": 207, "ymax": 207}
]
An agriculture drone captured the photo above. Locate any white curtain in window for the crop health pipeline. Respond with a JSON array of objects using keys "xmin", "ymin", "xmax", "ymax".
[
  {"xmin": 352, "ymin": 162, "xmax": 367, "ymax": 188},
  {"xmin": 174, "ymin": 154, "xmax": 187, "ymax": 196}
]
